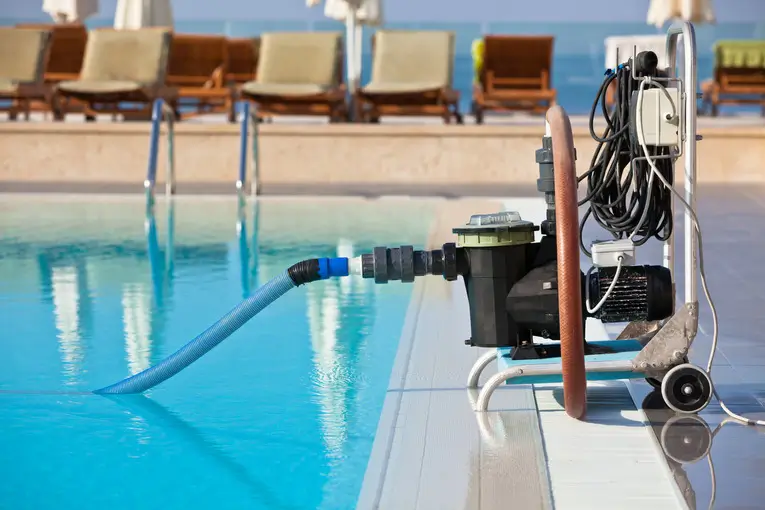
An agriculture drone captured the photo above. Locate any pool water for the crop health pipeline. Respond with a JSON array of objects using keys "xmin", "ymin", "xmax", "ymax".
[{"xmin": 0, "ymin": 196, "xmax": 437, "ymax": 510}]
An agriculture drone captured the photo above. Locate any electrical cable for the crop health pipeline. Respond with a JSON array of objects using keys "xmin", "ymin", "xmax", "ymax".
[
  {"xmin": 635, "ymin": 80, "xmax": 765, "ymax": 427},
  {"xmin": 585, "ymin": 255, "xmax": 623, "ymax": 314},
  {"xmin": 579, "ymin": 63, "xmax": 674, "ymax": 258}
]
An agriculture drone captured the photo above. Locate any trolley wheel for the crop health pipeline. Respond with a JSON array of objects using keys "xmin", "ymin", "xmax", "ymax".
[
  {"xmin": 471, "ymin": 101, "xmax": 484, "ymax": 124},
  {"xmin": 659, "ymin": 414, "xmax": 712, "ymax": 464},
  {"xmin": 646, "ymin": 356, "xmax": 690, "ymax": 388},
  {"xmin": 661, "ymin": 363, "xmax": 713, "ymax": 414},
  {"xmin": 547, "ymin": 106, "xmax": 587, "ymax": 419}
]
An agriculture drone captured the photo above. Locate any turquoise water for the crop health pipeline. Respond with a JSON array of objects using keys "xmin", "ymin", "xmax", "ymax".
[
  {"xmin": 3, "ymin": 18, "xmax": 765, "ymax": 115},
  {"xmin": 0, "ymin": 197, "xmax": 436, "ymax": 510}
]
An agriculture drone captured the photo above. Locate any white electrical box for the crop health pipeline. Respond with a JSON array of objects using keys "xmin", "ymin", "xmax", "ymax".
[
  {"xmin": 636, "ymin": 87, "xmax": 681, "ymax": 147},
  {"xmin": 591, "ymin": 239, "xmax": 636, "ymax": 267}
]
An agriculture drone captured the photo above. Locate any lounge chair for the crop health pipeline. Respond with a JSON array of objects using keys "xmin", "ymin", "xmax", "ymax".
[
  {"xmin": 701, "ymin": 40, "xmax": 765, "ymax": 116},
  {"xmin": 167, "ymin": 34, "xmax": 233, "ymax": 121},
  {"xmin": 52, "ymin": 28, "xmax": 176, "ymax": 122},
  {"xmin": 15, "ymin": 23, "xmax": 87, "ymax": 82},
  {"xmin": 0, "ymin": 28, "xmax": 53, "ymax": 121},
  {"xmin": 471, "ymin": 35, "xmax": 556, "ymax": 123},
  {"xmin": 226, "ymin": 37, "xmax": 259, "ymax": 86},
  {"xmin": 238, "ymin": 32, "xmax": 346, "ymax": 122},
  {"xmin": 15, "ymin": 23, "xmax": 88, "ymax": 117},
  {"xmin": 356, "ymin": 30, "xmax": 462, "ymax": 124}
]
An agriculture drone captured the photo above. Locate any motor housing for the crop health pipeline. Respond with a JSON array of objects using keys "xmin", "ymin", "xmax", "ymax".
[{"xmin": 587, "ymin": 264, "xmax": 674, "ymax": 323}]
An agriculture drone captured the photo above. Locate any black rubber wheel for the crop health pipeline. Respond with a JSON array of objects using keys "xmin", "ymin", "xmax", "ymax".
[
  {"xmin": 659, "ymin": 415, "xmax": 712, "ymax": 464},
  {"xmin": 471, "ymin": 101, "xmax": 484, "ymax": 124},
  {"xmin": 646, "ymin": 356, "xmax": 689, "ymax": 388},
  {"xmin": 661, "ymin": 363, "xmax": 713, "ymax": 414},
  {"xmin": 646, "ymin": 377, "xmax": 662, "ymax": 389}
]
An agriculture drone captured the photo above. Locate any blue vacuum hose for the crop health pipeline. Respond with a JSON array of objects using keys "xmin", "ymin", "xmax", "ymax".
[{"xmin": 95, "ymin": 257, "xmax": 349, "ymax": 395}]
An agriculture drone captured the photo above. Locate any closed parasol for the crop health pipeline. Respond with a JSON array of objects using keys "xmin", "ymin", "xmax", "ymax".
[
  {"xmin": 114, "ymin": 0, "xmax": 174, "ymax": 29},
  {"xmin": 42, "ymin": 0, "xmax": 99, "ymax": 23}
]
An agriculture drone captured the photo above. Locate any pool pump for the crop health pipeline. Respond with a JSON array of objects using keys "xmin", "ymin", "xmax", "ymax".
[
  {"xmin": 101, "ymin": 24, "xmax": 765, "ymax": 429},
  {"xmin": 356, "ymin": 209, "xmax": 674, "ymax": 353}
]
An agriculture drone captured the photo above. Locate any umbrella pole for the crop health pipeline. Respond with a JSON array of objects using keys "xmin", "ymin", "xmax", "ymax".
[{"xmin": 345, "ymin": 10, "xmax": 358, "ymax": 121}]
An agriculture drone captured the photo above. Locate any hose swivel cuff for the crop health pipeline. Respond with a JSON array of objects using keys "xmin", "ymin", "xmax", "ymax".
[{"xmin": 360, "ymin": 243, "xmax": 461, "ymax": 284}]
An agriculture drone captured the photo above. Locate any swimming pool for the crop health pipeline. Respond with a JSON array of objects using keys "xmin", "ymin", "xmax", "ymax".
[{"xmin": 0, "ymin": 196, "xmax": 437, "ymax": 510}]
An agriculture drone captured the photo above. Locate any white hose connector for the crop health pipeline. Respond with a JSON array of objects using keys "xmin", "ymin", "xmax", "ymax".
[{"xmin": 349, "ymin": 256, "xmax": 363, "ymax": 276}]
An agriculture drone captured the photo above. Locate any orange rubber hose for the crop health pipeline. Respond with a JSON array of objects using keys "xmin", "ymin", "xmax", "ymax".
[{"xmin": 546, "ymin": 105, "xmax": 587, "ymax": 420}]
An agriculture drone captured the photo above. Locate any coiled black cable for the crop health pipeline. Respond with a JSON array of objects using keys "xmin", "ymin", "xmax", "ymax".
[{"xmin": 578, "ymin": 62, "xmax": 674, "ymax": 257}]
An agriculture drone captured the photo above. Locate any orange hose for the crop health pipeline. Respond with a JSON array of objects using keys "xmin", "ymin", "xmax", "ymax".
[{"xmin": 546, "ymin": 106, "xmax": 587, "ymax": 420}]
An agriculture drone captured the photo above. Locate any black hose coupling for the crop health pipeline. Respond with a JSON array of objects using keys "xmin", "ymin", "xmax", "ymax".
[{"xmin": 360, "ymin": 243, "xmax": 463, "ymax": 284}]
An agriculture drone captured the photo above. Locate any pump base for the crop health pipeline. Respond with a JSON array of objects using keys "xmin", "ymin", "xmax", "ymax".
[{"xmin": 497, "ymin": 339, "xmax": 643, "ymax": 385}]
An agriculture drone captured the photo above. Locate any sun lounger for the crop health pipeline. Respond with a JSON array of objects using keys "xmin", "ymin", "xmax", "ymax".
[
  {"xmin": 52, "ymin": 27, "xmax": 176, "ymax": 121},
  {"xmin": 238, "ymin": 32, "xmax": 347, "ymax": 122},
  {"xmin": 226, "ymin": 37, "xmax": 259, "ymax": 85},
  {"xmin": 701, "ymin": 40, "xmax": 765, "ymax": 116},
  {"xmin": 15, "ymin": 23, "xmax": 87, "ymax": 82},
  {"xmin": 14, "ymin": 22, "xmax": 89, "ymax": 117},
  {"xmin": 0, "ymin": 28, "xmax": 53, "ymax": 120},
  {"xmin": 167, "ymin": 34, "xmax": 233, "ymax": 121},
  {"xmin": 471, "ymin": 35, "xmax": 556, "ymax": 123},
  {"xmin": 356, "ymin": 30, "xmax": 462, "ymax": 124}
]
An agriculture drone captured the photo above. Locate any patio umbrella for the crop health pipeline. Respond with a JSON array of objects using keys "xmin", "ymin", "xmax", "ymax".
[
  {"xmin": 114, "ymin": 0, "xmax": 173, "ymax": 29},
  {"xmin": 42, "ymin": 0, "xmax": 99, "ymax": 23},
  {"xmin": 307, "ymin": 0, "xmax": 383, "ymax": 95},
  {"xmin": 647, "ymin": 0, "xmax": 715, "ymax": 28}
]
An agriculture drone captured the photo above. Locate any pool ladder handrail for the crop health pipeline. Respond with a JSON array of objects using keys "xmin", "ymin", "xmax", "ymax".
[
  {"xmin": 237, "ymin": 101, "xmax": 260, "ymax": 200},
  {"xmin": 145, "ymin": 99, "xmax": 176, "ymax": 207}
]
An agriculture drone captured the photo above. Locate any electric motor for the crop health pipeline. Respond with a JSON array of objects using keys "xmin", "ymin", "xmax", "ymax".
[{"xmin": 587, "ymin": 264, "xmax": 674, "ymax": 323}]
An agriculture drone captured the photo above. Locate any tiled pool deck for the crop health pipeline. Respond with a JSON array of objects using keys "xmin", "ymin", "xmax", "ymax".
[{"xmin": 358, "ymin": 187, "xmax": 765, "ymax": 509}]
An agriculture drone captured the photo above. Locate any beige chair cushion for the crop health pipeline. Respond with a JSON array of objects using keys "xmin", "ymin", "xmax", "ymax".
[
  {"xmin": 0, "ymin": 28, "xmax": 51, "ymax": 83},
  {"xmin": 256, "ymin": 32, "xmax": 341, "ymax": 86},
  {"xmin": 241, "ymin": 82, "xmax": 331, "ymax": 97},
  {"xmin": 79, "ymin": 28, "xmax": 172, "ymax": 85},
  {"xmin": 57, "ymin": 80, "xmax": 143, "ymax": 95},
  {"xmin": 0, "ymin": 79, "xmax": 19, "ymax": 95},
  {"xmin": 362, "ymin": 81, "xmax": 446, "ymax": 94},
  {"xmin": 365, "ymin": 30, "xmax": 454, "ymax": 93}
]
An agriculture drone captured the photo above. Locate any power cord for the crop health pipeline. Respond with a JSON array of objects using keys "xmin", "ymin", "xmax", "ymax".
[
  {"xmin": 585, "ymin": 255, "xmax": 623, "ymax": 314},
  {"xmin": 635, "ymin": 78, "xmax": 764, "ymax": 427},
  {"xmin": 579, "ymin": 64, "xmax": 674, "ymax": 258}
]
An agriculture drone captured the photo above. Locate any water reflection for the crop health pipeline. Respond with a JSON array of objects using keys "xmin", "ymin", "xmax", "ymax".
[
  {"xmin": 306, "ymin": 238, "xmax": 376, "ymax": 461},
  {"xmin": 237, "ymin": 201, "xmax": 260, "ymax": 298},
  {"xmin": 37, "ymin": 245, "xmax": 94, "ymax": 386},
  {"xmin": 641, "ymin": 390, "xmax": 765, "ymax": 510},
  {"xmin": 122, "ymin": 203, "xmax": 176, "ymax": 373}
]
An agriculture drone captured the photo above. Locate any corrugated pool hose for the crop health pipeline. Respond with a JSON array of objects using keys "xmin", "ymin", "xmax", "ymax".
[{"xmin": 94, "ymin": 257, "xmax": 350, "ymax": 394}]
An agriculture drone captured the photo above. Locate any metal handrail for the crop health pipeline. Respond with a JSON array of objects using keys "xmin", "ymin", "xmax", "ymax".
[
  {"xmin": 237, "ymin": 101, "xmax": 260, "ymax": 200},
  {"xmin": 666, "ymin": 21, "xmax": 699, "ymax": 307},
  {"xmin": 145, "ymin": 99, "xmax": 176, "ymax": 207}
]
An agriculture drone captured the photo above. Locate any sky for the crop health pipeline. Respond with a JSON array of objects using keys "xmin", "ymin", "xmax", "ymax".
[{"xmin": 2, "ymin": 0, "xmax": 765, "ymax": 23}]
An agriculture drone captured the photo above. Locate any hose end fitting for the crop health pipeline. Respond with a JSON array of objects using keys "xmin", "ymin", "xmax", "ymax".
[
  {"xmin": 360, "ymin": 243, "xmax": 462, "ymax": 283},
  {"xmin": 288, "ymin": 257, "xmax": 349, "ymax": 286}
]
